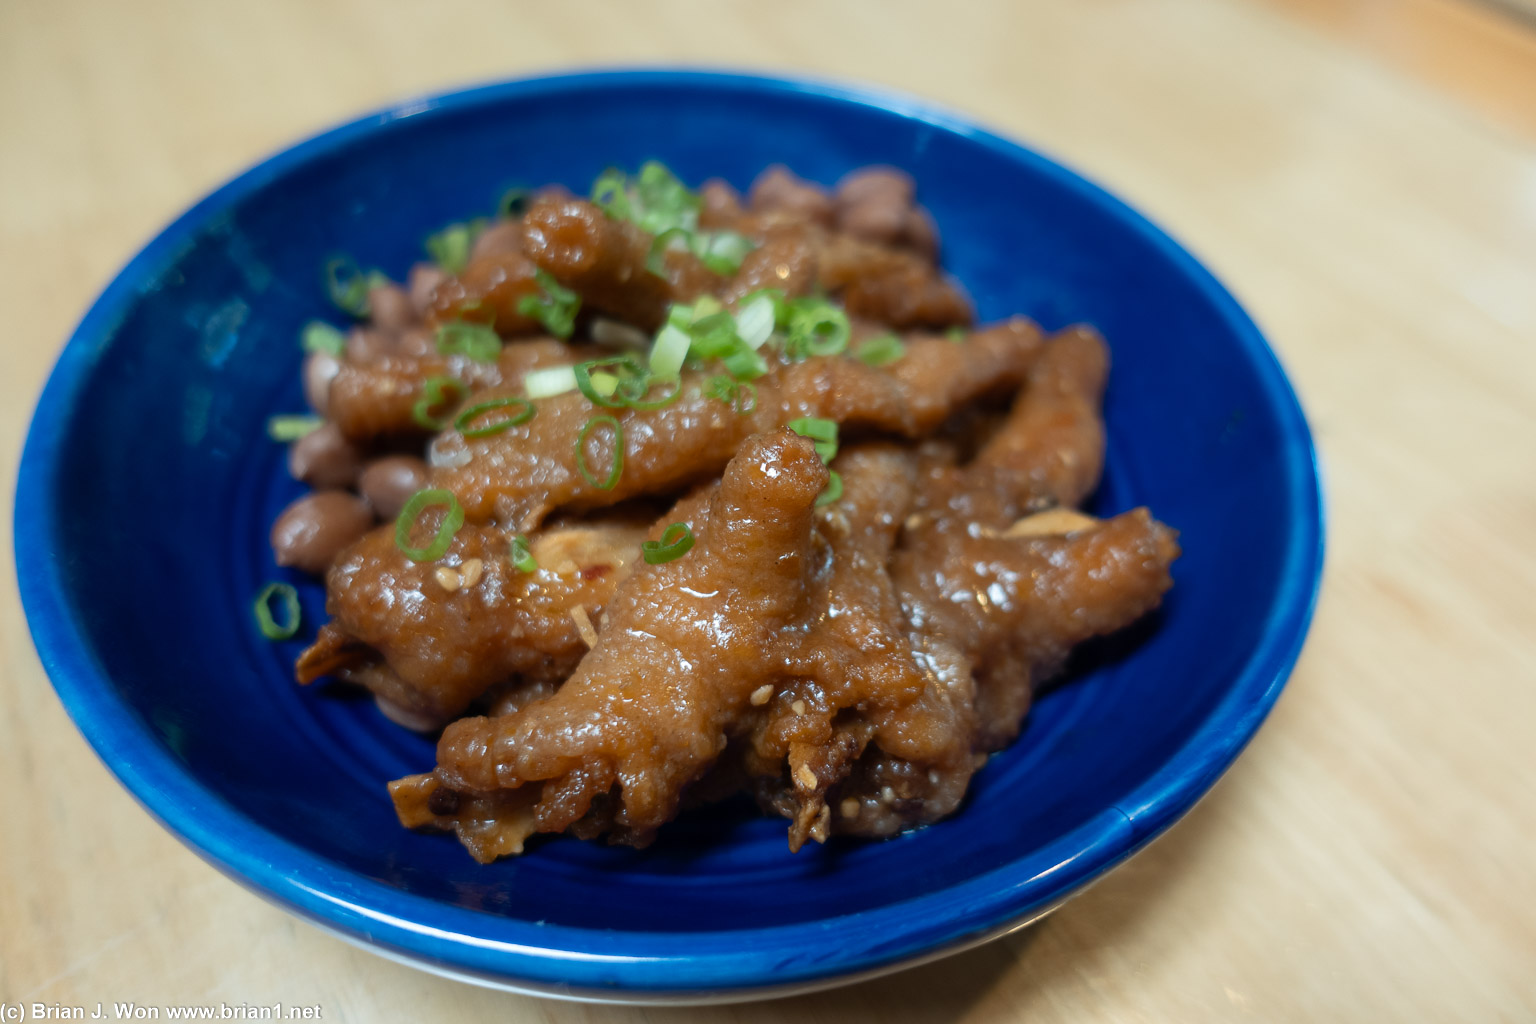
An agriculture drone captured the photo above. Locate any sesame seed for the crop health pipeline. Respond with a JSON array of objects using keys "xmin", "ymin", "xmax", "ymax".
[
  {"xmin": 749, "ymin": 684, "xmax": 774, "ymax": 706},
  {"xmin": 434, "ymin": 566, "xmax": 462, "ymax": 592},
  {"xmin": 458, "ymin": 557, "xmax": 484, "ymax": 589},
  {"xmin": 928, "ymin": 770, "xmax": 940, "ymax": 785},
  {"xmin": 880, "ymin": 786, "xmax": 897, "ymax": 803},
  {"xmin": 795, "ymin": 764, "xmax": 817, "ymax": 789},
  {"xmin": 791, "ymin": 699, "xmax": 807, "ymax": 716},
  {"xmin": 840, "ymin": 798, "xmax": 860, "ymax": 818}
]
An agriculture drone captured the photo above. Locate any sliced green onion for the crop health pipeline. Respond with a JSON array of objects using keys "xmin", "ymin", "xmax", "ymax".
[
  {"xmin": 412, "ymin": 376, "xmax": 468, "ymax": 430},
  {"xmin": 435, "ymin": 320, "xmax": 501, "ymax": 363},
  {"xmin": 815, "ymin": 470, "xmax": 844, "ymax": 508},
  {"xmin": 788, "ymin": 417, "xmax": 839, "ymax": 463},
  {"xmin": 267, "ymin": 414, "xmax": 323, "ymax": 441},
  {"xmin": 575, "ymin": 415, "xmax": 624, "ymax": 490},
  {"xmin": 685, "ymin": 311, "xmax": 744, "ymax": 359},
  {"xmin": 696, "ymin": 230, "xmax": 754, "ymax": 275},
  {"xmin": 590, "ymin": 168, "xmax": 633, "ymax": 221},
  {"xmin": 588, "ymin": 164, "xmax": 762, "ymax": 278},
  {"xmin": 946, "ymin": 326, "xmax": 967, "ymax": 343},
  {"xmin": 394, "ymin": 488, "xmax": 464, "ymax": 562},
  {"xmin": 623, "ymin": 374, "xmax": 683, "ymax": 411},
  {"xmin": 631, "ymin": 161, "xmax": 701, "ymax": 236},
  {"xmin": 301, "ymin": 321, "xmax": 346, "ymax": 356},
  {"xmin": 651, "ymin": 294, "xmax": 780, "ymax": 382},
  {"xmin": 705, "ymin": 375, "xmax": 735, "ymax": 401},
  {"xmin": 645, "ymin": 227, "xmax": 693, "ymax": 276},
  {"xmin": 706, "ymin": 375, "xmax": 757, "ymax": 414},
  {"xmin": 641, "ymin": 522, "xmax": 695, "ymax": 564},
  {"xmin": 855, "ymin": 332, "xmax": 905, "ymax": 367},
  {"xmin": 509, "ymin": 533, "xmax": 537, "ymax": 573},
  {"xmin": 784, "ymin": 299, "xmax": 851, "ymax": 359},
  {"xmin": 454, "ymin": 396, "xmax": 535, "ymax": 438},
  {"xmin": 324, "ymin": 257, "xmax": 386, "ymax": 318},
  {"xmin": 647, "ymin": 227, "xmax": 754, "ymax": 277},
  {"xmin": 498, "ymin": 187, "xmax": 532, "ymax": 218},
  {"xmin": 575, "ymin": 355, "xmax": 646, "ymax": 409},
  {"xmin": 722, "ymin": 347, "xmax": 768, "ymax": 381},
  {"xmin": 516, "ymin": 268, "xmax": 580, "ymax": 338},
  {"xmin": 523, "ymin": 365, "xmax": 578, "ymax": 399},
  {"xmin": 648, "ymin": 323, "xmax": 691, "ymax": 378},
  {"xmin": 790, "ymin": 411, "xmax": 844, "ymax": 506},
  {"xmin": 253, "ymin": 582, "xmax": 301, "ymax": 640},
  {"xmin": 734, "ymin": 293, "xmax": 778, "ymax": 349},
  {"xmin": 424, "ymin": 218, "xmax": 487, "ymax": 275},
  {"xmin": 738, "ymin": 288, "xmax": 787, "ymax": 322}
]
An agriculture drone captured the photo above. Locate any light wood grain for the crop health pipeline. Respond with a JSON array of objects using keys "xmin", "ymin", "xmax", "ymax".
[
  {"xmin": 1264, "ymin": 0, "xmax": 1536, "ymax": 137},
  {"xmin": 3, "ymin": 0, "xmax": 1534, "ymax": 1019}
]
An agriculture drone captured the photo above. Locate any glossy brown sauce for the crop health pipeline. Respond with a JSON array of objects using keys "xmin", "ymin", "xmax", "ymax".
[{"xmin": 271, "ymin": 163, "xmax": 1179, "ymax": 862}]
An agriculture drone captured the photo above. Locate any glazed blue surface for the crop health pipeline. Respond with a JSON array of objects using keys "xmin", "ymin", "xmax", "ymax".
[{"xmin": 15, "ymin": 71, "xmax": 1323, "ymax": 1000}]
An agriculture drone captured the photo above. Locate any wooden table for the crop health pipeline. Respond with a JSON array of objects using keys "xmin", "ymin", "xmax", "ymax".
[{"xmin": 3, "ymin": 0, "xmax": 1533, "ymax": 1019}]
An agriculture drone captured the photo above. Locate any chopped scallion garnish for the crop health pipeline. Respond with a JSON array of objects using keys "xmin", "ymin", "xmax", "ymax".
[
  {"xmin": 816, "ymin": 470, "xmax": 844, "ymax": 508},
  {"xmin": 253, "ymin": 582, "xmax": 301, "ymax": 641},
  {"xmin": 575, "ymin": 414, "xmax": 625, "ymax": 491},
  {"xmin": 575, "ymin": 355, "xmax": 646, "ymax": 408},
  {"xmin": 946, "ymin": 326, "xmax": 967, "ymax": 343},
  {"xmin": 642, "ymin": 522, "xmax": 695, "ymax": 564},
  {"xmin": 412, "ymin": 376, "xmax": 469, "ymax": 430},
  {"xmin": 624, "ymin": 375, "xmax": 683, "ymax": 411},
  {"xmin": 683, "ymin": 312, "xmax": 743, "ymax": 360},
  {"xmin": 591, "ymin": 163, "xmax": 758, "ymax": 275},
  {"xmin": 591, "ymin": 168, "xmax": 634, "ymax": 221},
  {"xmin": 516, "ymin": 268, "xmax": 580, "ymax": 338},
  {"xmin": 788, "ymin": 417, "xmax": 839, "ymax": 463},
  {"xmin": 523, "ymin": 365, "xmax": 579, "ymax": 399},
  {"xmin": 424, "ymin": 218, "xmax": 488, "ymax": 275},
  {"xmin": 301, "ymin": 321, "xmax": 346, "ymax": 357},
  {"xmin": 734, "ymin": 293, "xmax": 779, "ymax": 349},
  {"xmin": 705, "ymin": 375, "xmax": 757, "ymax": 415},
  {"xmin": 648, "ymin": 323, "xmax": 692, "ymax": 379},
  {"xmin": 855, "ymin": 332, "xmax": 905, "ymax": 367},
  {"xmin": 571, "ymin": 354, "xmax": 681, "ymax": 411},
  {"xmin": 453, "ymin": 396, "xmax": 535, "ymax": 439},
  {"xmin": 645, "ymin": 227, "xmax": 694, "ymax": 276},
  {"xmin": 435, "ymin": 320, "xmax": 502, "ymax": 363},
  {"xmin": 630, "ymin": 161, "xmax": 702, "ymax": 236},
  {"xmin": 394, "ymin": 488, "xmax": 464, "ymax": 562},
  {"xmin": 324, "ymin": 256, "xmax": 387, "ymax": 318},
  {"xmin": 722, "ymin": 347, "xmax": 768, "ymax": 381},
  {"xmin": 509, "ymin": 533, "xmax": 537, "ymax": 573},
  {"xmin": 267, "ymin": 414, "xmax": 323, "ymax": 442},
  {"xmin": 696, "ymin": 230, "xmax": 754, "ymax": 275},
  {"xmin": 498, "ymin": 187, "xmax": 532, "ymax": 218},
  {"xmin": 789, "ymin": 418, "xmax": 841, "ymax": 505},
  {"xmin": 784, "ymin": 299, "xmax": 851, "ymax": 359}
]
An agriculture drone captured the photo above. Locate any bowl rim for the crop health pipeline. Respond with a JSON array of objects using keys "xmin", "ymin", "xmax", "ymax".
[{"xmin": 14, "ymin": 67, "xmax": 1325, "ymax": 1003}]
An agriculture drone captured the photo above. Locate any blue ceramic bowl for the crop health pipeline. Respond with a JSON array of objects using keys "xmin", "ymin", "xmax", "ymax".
[{"xmin": 16, "ymin": 70, "xmax": 1322, "ymax": 1004}]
